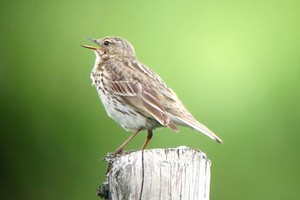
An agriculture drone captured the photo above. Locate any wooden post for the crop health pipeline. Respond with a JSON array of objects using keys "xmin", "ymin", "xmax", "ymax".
[{"xmin": 98, "ymin": 146, "xmax": 211, "ymax": 200}]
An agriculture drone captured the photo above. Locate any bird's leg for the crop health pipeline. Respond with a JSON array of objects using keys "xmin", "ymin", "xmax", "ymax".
[
  {"xmin": 141, "ymin": 130, "xmax": 153, "ymax": 150},
  {"xmin": 114, "ymin": 128, "xmax": 142, "ymax": 155}
]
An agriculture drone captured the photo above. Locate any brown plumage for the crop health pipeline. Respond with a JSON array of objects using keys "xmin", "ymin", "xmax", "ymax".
[{"xmin": 82, "ymin": 36, "xmax": 222, "ymax": 154}]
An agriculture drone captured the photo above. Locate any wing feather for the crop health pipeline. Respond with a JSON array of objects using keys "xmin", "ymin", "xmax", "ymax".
[{"xmin": 109, "ymin": 79, "xmax": 178, "ymax": 132}]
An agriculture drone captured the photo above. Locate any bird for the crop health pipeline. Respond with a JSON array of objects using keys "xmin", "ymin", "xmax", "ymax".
[{"xmin": 82, "ymin": 36, "xmax": 222, "ymax": 154}]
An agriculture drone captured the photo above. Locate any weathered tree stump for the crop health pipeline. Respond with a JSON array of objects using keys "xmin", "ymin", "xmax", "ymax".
[{"xmin": 98, "ymin": 146, "xmax": 211, "ymax": 200}]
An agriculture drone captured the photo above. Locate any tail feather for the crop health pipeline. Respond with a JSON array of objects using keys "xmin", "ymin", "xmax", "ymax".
[{"xmin": 169, "ymin": 114, "xmax": 223, "ymax": 143}]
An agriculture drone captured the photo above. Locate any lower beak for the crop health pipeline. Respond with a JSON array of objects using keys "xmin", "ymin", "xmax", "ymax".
[{"xmin": 82, "ymin": 45, "xmax": 98, "ymax": 50}]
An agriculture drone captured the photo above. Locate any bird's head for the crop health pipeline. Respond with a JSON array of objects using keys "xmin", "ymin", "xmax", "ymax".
[{"xmin": 82, "ymin": 36, "xmax": 136, "ymax": 59}]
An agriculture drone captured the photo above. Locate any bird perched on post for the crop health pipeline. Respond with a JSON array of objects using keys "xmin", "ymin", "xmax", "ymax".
[{"xmin": 82, "ymin": 36, "xmax": 222, "ymax": 154}]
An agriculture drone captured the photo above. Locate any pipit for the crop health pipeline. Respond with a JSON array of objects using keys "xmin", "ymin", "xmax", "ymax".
[{"xmin": 82, "ymin": 36, "xmax": 222, "ymax": 154}]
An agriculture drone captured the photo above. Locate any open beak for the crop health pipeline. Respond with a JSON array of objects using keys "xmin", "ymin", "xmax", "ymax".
[{"xmin": 82, "ymin": 37, "xmax": 99, "ymax": 50}]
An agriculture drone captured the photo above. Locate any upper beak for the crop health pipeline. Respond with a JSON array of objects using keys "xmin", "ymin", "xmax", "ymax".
[{"xmin": 82, "ymin": 37, "xmax": 99, "ymax": 50}]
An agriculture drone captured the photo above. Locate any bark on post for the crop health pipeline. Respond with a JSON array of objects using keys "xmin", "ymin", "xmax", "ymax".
[{"xmin": 98, "ymin": 146, "xmax": 211, "ymax": 200}]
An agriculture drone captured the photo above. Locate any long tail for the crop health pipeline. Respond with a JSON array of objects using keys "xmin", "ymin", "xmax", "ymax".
[{"xmin": 169, "ymin": 114, "xmax": 223, "ymax": 143}]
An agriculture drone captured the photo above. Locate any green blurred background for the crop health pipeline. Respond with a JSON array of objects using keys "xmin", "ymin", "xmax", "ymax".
[{"xmin": 1, "ymin": 0, "xmax": 299, "ymax": 199}]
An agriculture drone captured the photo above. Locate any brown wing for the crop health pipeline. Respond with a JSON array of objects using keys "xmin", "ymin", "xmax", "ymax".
[{"xmin": 109, "ymin": 78, "xmax": 178, "ymax": 132}]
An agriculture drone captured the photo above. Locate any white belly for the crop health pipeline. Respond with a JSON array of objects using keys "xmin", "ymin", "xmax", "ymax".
[{"xmin": 97, "ymin": 88, "xmax": 150, "ymax": 131}]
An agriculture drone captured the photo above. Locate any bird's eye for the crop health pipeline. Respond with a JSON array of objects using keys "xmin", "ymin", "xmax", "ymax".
[{"xmin": 103, "ymin": 40, "xmax": 111, "ymax": 46}]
